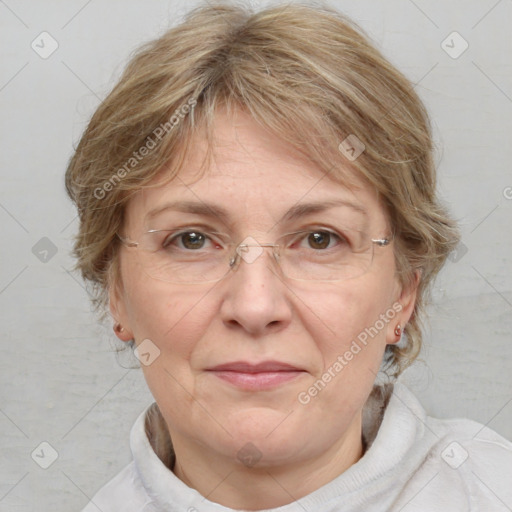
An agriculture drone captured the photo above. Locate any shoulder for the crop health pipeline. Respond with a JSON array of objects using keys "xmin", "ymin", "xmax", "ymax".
[
  {"xmin": 80, "ymin": 404, "xmax": 167, "ymax": 511},
  {"xmin": 390, "ymin": 384, "xmax": 512, "ymax": 511},
  {"xmin": 81, "ymin": 461, "xmax": 151, "ymax": 512}
]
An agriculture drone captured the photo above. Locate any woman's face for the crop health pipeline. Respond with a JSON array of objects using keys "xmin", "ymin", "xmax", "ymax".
[{"xmin": 111, "ymin": 108, "xmax": 417, "ymax": 469}]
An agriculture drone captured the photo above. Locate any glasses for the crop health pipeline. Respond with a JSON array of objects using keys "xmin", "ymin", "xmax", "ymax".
[{"xmin": 117, "ymin": 225, "xmax": 392, "ymax": 285}]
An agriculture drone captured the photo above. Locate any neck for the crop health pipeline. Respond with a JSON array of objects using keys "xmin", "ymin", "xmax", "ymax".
[{"xmin": 170, "ymin": 413, "xmax": 363, "ymax": 510}]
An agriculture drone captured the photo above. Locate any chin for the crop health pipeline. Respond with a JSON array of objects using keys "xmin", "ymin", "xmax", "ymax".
[{"xmin": 218, "ymin": 408, "xmax": 310, "ymax": 464}]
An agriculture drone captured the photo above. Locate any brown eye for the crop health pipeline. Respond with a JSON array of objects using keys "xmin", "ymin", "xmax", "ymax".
[
  {"xmin": 307, "ymin": 231, "xmax": 332, "ymax": 250},
  {"xmin": 180, "ymin": 232, "xmax": 206, "ymax": 250},
  {"xmin": 163, "ymin": 231, "xmax": 208, "ymax": 250}
]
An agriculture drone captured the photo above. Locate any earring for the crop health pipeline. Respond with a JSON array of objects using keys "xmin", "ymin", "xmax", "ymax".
[
  {"xmin": 394, "ymin": 324, "xmax": 402, "ymax": 338},
  {"xmin": 113, "ymin": 323, "xmax": 124, "ymax": 335}
]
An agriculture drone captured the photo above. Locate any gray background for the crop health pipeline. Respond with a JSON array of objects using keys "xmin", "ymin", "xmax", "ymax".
[{"xmin": 1, "ymin": 0, "xmax": 511, "ymax": 510}]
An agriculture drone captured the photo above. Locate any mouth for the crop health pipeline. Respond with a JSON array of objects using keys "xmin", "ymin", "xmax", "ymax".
[{"xmin": 205, "ymin": 361, "xmax": 306, "ymax": 391}]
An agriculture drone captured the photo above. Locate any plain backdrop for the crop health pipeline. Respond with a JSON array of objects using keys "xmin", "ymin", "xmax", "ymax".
[{"xmin": 1, "ymin": 0, "xmax": 511, "ymax": 510}]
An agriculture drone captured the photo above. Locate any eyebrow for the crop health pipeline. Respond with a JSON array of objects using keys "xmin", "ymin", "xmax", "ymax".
[{"xmin": 145, "ymin": 199, "xmax": 368, "ymax": 225}]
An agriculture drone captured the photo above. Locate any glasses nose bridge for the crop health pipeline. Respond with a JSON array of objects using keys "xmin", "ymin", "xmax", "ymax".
[{"xmin": 230, "ymin": 240, "xmax": 281, "ymax": 272}]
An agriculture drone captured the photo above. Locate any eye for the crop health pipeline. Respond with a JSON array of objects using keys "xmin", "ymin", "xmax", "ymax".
[
  {"xmin": 307, "ymin": 231, "xmax": 331, "ymax": 250},
  {"xmin": 298, "ymin": 230, "xmax": 346, "ymax": 250},
  {"xmin": 163, "ymin": 230, "xmax": 217, "ymax": 251}
]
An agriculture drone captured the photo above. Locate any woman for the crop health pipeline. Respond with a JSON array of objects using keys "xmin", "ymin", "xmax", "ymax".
[{"xmin": 65, "ymin": 3, "xmax": 512, "ymax": 510}]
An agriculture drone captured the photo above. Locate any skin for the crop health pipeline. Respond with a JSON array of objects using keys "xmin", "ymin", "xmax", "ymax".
[{"xmin": 110, "ymin": 107, "xmax": 419, "ymax": 510}]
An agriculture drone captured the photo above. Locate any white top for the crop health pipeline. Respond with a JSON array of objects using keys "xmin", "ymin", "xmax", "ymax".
[{"xmin": 82, "ymin": 383, "xmax": 512, "ymax": 511}]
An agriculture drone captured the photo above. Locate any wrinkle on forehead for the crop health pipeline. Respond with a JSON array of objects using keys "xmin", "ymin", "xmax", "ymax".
[{"xmin": 123, "ymin": 108, "xmax": 388, "ymax": 237}]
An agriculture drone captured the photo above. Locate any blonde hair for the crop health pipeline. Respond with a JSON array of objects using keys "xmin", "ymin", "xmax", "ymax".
[{"xmin": 65, "ymin": 2, "xmax": 459, "ymax": 381}]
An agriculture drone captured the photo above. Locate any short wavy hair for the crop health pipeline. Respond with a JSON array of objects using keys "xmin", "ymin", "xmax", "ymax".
[{"xmin": 65, "ymin": 1, "xmax": 460, "ymax": 378}]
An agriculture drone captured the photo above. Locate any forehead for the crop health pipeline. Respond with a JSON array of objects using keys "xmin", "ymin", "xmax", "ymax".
[{"xmin": 124, "ymin": 109, "xmax": 387, "ymax": 232}]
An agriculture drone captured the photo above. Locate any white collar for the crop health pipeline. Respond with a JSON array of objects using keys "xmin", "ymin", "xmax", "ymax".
[{"xmin": 129, "ymin": 382, "xmax": 427, "ymax": 511}]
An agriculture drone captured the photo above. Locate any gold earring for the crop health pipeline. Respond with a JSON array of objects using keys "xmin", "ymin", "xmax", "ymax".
[
  {"xmin": 113, "ymin": 323, "xmax": 124, "ymax": 335},
  {"xmin": 394, "ymin": 324, "xmax": 402, "ymax": 338}
]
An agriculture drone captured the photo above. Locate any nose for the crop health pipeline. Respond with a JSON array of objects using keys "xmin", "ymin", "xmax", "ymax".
[{"xmin": 219, "ymin": 241, "xmax": 293, "ymax": 336}]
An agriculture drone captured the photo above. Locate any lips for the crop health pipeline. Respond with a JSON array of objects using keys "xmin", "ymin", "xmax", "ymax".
[
  {"xmin": 208, "ymin": 361, "xmax": 302, "ymax": 372},
  {"xmin": 206, "ymin": 361, "xmax": 305, "ymax": 390}
]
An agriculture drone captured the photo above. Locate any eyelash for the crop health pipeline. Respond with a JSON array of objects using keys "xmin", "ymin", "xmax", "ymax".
[{"xmin": 160, "ymin": 226, "xmax": 349, "ymax": 251}]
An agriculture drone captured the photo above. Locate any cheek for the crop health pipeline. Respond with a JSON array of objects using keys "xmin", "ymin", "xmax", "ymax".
[
  {"xmin": 295, "ymin": 277, "xmax": 394, "ymax": 357},
  {"xmin": 120, "ymin": 256, "xmax": 216, "ymax": 351},
  {"xmin": 121, "ymin": 274, "xmax": 219, "ymax": 409},
  {"xmin": 295, "ymin": 282, "xmax": 395, "ymax": 416}
]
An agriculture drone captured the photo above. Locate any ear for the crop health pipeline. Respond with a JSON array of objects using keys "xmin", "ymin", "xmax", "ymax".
[
  {"xmin": 386, "ymin": 270, "xmax": 421, "ymax": 345},
  {"xmin": 109, "ymin": 277, "xmax": 134, "ymax": 342}
]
